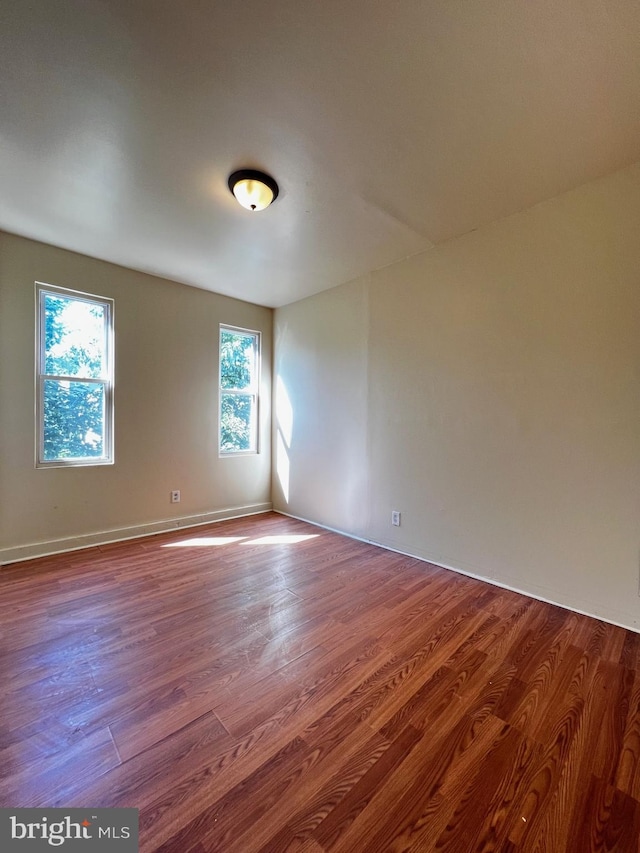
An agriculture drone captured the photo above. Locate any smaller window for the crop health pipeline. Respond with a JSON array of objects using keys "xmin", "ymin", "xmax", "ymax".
[
  {"xmin": 36, "ymin": 283, "xmax": 114, "ymax": 467},
  {"xmin": 219, "ymin": 325, "xmax": 260, "ymax": 454}
]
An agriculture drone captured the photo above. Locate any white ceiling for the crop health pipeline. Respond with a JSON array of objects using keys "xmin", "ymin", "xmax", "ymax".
[{"xmin": 2, "ymin": 1, "xmax": 640, "ymax": 307}]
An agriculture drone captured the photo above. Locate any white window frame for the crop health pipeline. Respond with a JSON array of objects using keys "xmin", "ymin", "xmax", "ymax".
[
  {"xmin": 219, "ymin": 324, "xmax": 261, "ymax": 456},
  {"xmin": 36, "ymin": 282, "xmax": 114, "ymax": 468}
]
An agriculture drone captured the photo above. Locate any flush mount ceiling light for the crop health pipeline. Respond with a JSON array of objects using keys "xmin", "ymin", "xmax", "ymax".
[{"xmin": 228, "ymin": 169, "xmax": 279, "ymax": 211}]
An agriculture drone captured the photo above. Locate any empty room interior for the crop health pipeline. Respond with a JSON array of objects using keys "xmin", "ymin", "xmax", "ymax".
[{"xmin": 1, "ymin": 2, "xmax": 640, "ymax": 851}]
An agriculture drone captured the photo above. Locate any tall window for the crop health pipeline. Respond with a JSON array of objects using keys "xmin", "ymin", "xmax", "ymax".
[
  {"xmin": 219, "ymin": 325, "xmax": 260, "ymax": 454},
  {"xmin": 36, "ymin": 283, "xmax": 114, "ymax": 467}
]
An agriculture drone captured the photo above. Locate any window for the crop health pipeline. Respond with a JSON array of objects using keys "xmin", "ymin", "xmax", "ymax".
[
  {"xmin": 36, "ymin": 283, "xmax": 114, "ymax": 467},
  {"xmin": 219, "ymin": 325, "xmax": 260, "ymax": 454}
]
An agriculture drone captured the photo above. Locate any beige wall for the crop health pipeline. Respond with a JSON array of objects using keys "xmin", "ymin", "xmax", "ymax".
[
  {"xmin": 273, "ymin": 163, "xmax": 640, "ymax": 631},
  {"xmin": 0, "ymin": 232, "xmax": 272, "ymax": 561},
  {"xmin": 273, "ymin": 279, "xmax": 370, "ymax": 533}
]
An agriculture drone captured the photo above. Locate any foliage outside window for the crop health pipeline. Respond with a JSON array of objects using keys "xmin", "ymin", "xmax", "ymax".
[
  {"xmin": 36, "ymin": 283, "xmax": 114, "ymax": 467},
  {"xmin": 220, "ymin": 326, "xmax": 260, "ymax": 454}
]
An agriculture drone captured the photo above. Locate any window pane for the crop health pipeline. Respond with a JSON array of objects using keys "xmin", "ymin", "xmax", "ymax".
[
  {"xmin": 44, "ymin": 293, "xmax": 106, "ymax": 378},
  {"xmin": 220, "ymin": 329, "xmax": 255, "ymax": 390},
  {"xmin": 220, "ymin": 393, "xmax": 255, "ymax": 452},
  {"xmin": 43, "ymin": 380, "xmax": 105, "ymax": 460}
]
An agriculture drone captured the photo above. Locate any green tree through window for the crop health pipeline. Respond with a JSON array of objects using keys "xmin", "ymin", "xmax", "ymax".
[
  {"xmin": 37, "ymin": 284, "xmax": 114, "ymax": 466},
  {"xmin": 220, "ymin": 326, "xmax": 260, "ymax": 453}
]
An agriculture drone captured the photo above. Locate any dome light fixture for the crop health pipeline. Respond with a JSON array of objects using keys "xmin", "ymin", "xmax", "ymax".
[{"xmin": 228, "ymin": 169, "xmax": 279, "ymax": 211}]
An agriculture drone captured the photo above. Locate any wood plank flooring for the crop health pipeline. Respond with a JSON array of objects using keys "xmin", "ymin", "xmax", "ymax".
[{"xmin": 2, "ymin": 512, "xmax": 640, "ymax": 851}]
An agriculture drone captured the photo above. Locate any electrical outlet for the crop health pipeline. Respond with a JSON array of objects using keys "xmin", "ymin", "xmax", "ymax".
[
  {"xmin": 170, "ymin": 490, "xmax": 181, "ymax": 504},
  {"xmin": 391, "ymin": 510, "xmax": 401, "ymax": 527}
]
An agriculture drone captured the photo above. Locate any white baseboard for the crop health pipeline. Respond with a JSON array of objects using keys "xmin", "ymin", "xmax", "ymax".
[
  {"xmin": 275, "ymin": 509, "xmax": 640, "ymax": 635},
  {"xmin": 0, "ymin": 503, "xmax": 273, "ymax": 565}
]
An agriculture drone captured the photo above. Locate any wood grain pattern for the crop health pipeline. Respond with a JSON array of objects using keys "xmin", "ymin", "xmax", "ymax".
[{"xmin": 2, "ymin": 512, "xmax": 639, "ymax": 851}]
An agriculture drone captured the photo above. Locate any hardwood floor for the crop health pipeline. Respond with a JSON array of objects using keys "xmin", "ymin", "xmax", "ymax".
[{"xmin": 2, "ymin": 512, "xmax": 639, "ymax": 852}]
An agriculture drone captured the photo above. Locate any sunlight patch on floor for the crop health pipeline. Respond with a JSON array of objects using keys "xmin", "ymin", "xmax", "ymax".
[
  {"xmin": 241, "ymin": 534, "xmax": 319, "ymax": 545},
  {"xmin": 162, "ymin": 536, "xmax": 247, "ymax": 548},
  {"xmin": 162, "ymin": 533, "xmax": 319, "ymax": 548}
]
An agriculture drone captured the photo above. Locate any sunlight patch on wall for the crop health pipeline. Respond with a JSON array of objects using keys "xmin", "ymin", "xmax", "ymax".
[
  {"xmin": 276, "ymin": 376, "xmax": 294, "ymax": 446},
  {"xmin": 276, "ymin": 430, "xmax": 290, "ymax": 504},
  {"xmin": 275, "ymin": 375, "xmax": 293, "ymax": 504}
]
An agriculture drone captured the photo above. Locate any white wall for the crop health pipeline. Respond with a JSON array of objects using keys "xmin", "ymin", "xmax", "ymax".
[
  {"xmin": 273, "ymin": 163, "xmax": 640, "ymax": 630},
  {"xmin": 0, "ymin": 232, "xmax": 272, "ymax": 562}
]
